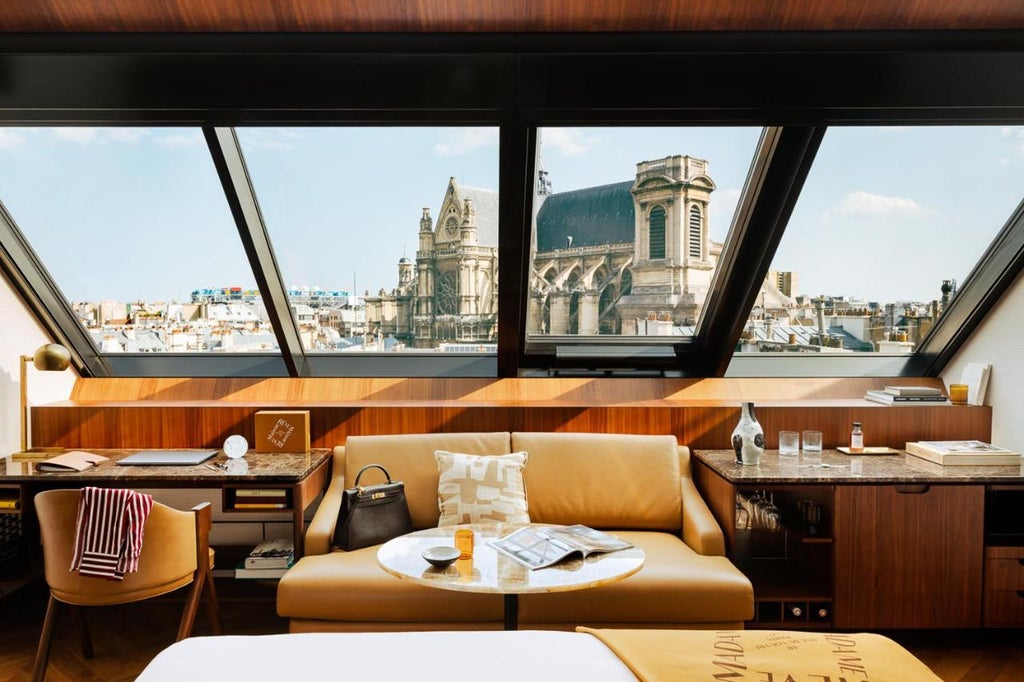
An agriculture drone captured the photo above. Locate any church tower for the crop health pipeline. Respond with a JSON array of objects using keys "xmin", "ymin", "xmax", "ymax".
[{"xmin": 616, "ymin": 155, "xmax": 715, "ymax": 330}]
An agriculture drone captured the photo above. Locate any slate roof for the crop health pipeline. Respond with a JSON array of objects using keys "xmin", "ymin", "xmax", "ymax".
[
  {"xmin": 459, "ymin": 186, "xmax": 499, "ymax": 248},
  {"xmin": 535, "ymin": 181, "xmax": 635, "ymax": 252}
]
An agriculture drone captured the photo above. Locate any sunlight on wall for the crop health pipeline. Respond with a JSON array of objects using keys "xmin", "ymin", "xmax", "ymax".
[{"xmin": 0, "ymin": 271, "xmax": 77, "ymax": 456}]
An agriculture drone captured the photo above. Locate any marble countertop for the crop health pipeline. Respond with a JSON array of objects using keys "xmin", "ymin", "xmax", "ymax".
[
  {"xmin": 0, "ymin": 448, "xmax": 331, "ymax": 483},
  {"xmin": 693, "ymin": 449, "xmax": 1024, "ymax": 484}
]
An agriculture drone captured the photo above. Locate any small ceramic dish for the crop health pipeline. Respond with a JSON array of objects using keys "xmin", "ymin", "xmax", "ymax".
[{"xmin": 422, "ymin": 545, "xmax": 461, "ymax": 568}]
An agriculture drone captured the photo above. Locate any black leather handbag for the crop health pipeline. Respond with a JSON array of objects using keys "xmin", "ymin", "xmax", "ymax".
[{"xmin": 332, "ymin": 464, "xmax": 412, "ymax": 551}]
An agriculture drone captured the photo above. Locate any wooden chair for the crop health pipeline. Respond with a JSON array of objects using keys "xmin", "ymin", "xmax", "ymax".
[{"xmin": 31, "ymin": 489, "xmax": 222, "ymax": 682}]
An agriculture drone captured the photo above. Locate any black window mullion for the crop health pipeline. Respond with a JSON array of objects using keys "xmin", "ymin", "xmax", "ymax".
[
  {"xmin": 203, "ymin": 126, "xmax": 306, "ymax": 377},
  {"xmin": 497, "ymin": 123, "xmax": 534, "ymax": 378},
  {"xmin": 690, "ymin": 125, "xmax": 826, "ymax": 376}
]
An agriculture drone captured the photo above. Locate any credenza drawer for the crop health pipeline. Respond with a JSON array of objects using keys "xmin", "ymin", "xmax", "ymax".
[
  {"xmin": 986, "ymin": 558, "xmax": 1024, "ymax": 590},
  {"xmin": 986, "ymin": 545, "xmax": 1024, "ymax": 560},
  {"xmin": 984, "ymin": 590, "xmax": 1024, "ymax": 626}
]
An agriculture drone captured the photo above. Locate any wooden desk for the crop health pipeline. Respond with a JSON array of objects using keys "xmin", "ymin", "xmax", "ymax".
[{"xmin": 1, "ymin": 449, "xmax": 331, "ymax": 560}]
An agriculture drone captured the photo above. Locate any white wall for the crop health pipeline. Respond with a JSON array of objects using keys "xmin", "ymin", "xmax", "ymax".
[
  {"xmin": 942, "ymin": 269, "xmax": 1024, "ymax": 452},
  {"xmin": 0, "ymin": 271, "xmax": 77, "ymax": 455}
]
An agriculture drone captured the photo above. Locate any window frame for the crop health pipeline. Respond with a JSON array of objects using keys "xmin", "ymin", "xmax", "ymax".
[{"xmin": 1, "ymin": 32, "xmax": 1023, "ymax": 378}]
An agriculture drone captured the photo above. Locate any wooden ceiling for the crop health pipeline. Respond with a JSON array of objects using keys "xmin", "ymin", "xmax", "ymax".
[{"xmin": 1, "ymin": 0, "xmax": 1023, "ymax": 33}]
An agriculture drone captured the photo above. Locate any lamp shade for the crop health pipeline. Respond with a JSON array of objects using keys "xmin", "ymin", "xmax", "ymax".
[{"xmin": 32, "ymin": 343, "xmax": 71, "ymax": 372}]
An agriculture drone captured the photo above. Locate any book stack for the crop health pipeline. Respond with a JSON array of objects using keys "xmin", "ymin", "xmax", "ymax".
[
  {"xmin": 236, "ymin": 538, "xmax": 295, "ymax": 579},
  {"xmin": 865, "ymin": 386, "xmax": 949, "ymax": 405},
  {"xmin": 233, "ymin": 488, "xmax": 289, "ymax": 509},
  {"xmin": 905, "ymin": 440, "xmax": 1022, "ymax": 466}
]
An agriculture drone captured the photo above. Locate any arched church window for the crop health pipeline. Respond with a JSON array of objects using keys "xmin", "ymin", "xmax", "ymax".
[
  {"xmin": 688, "ymin": 204, "xmax": 702, "ymax": 259},
  {"xmin": 436, "ymin": 270, "xmax": 459, "ymax": 315},
  {"xmin": 649, "ymin": 206, "xmax": 666, "ymax": 259}
]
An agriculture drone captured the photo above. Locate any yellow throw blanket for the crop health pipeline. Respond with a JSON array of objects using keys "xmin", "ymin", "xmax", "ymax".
[{"xmin": 578, "ymin": 628, "xmax": 941, "ymax": 682}]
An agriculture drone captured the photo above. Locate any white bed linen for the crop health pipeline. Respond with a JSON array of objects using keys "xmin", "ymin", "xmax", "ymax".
[{"xmin": 136, "ymin": 630, "xmax": 639, "ymax": 682}]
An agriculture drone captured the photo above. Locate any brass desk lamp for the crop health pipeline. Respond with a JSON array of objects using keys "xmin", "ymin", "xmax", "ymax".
[{"xmin": 12, "ymin": 343, "xmax": 71, "ymax": 461}]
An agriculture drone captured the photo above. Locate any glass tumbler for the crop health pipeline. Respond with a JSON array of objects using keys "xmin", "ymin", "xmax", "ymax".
[
  {"xmin": 802, "ymin": 430, "xmax": 823, "ymax": 465},
  {"xmin": 779, "ymin": 431, "xmax": 800, "ymax": 456}
]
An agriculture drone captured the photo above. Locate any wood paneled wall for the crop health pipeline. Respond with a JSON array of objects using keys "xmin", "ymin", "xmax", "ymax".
[
  {"xmin": 33, "ymin": 377, "xmax": 990, "ymax": 450},
  {"xmin": 3, "ymin": 0, "xmax": 1023, "ymax": 32}
]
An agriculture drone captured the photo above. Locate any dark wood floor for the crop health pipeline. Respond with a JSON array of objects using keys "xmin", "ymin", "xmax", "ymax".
[{"xmin": 1, "ymin": 578, "xmax": 1022, "ymax": 681}]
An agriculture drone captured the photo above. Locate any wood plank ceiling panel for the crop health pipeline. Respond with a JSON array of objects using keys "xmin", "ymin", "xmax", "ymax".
[{"xmin": 1, "ymin": 0, "xmax": 1023, "ymax": 33}]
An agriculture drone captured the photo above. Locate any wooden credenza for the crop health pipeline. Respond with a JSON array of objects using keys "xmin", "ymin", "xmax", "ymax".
[{"xmin": 693, "ymin": 449, "xmax": 1023, "ymax": 630}]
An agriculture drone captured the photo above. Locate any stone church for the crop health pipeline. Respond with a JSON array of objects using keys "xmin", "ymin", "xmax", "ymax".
[
  {"xmin": 365, "ymin": 177, "xmax": 499, "ymax": 349},
  {"xmin": 530, "ymin": 155, "xmax": 720, "ymax": 336},
  {"xmin": 367, "ymin": 154, "xmax": 791, "ymax": 349}
]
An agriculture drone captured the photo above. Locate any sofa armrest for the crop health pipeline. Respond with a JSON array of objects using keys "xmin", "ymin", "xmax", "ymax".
[
  {"xmin": 304, "ymin": 446, "xmax": 347, "ymax": 556},
  {"xmin": 678, "ymin": 446, "xmax": 726, "ymax": 556}
]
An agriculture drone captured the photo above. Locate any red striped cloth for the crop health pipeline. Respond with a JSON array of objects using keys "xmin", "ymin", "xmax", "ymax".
[{"xmin": 70, "ymin": 487, "xmax": 154, "ymax": 581}]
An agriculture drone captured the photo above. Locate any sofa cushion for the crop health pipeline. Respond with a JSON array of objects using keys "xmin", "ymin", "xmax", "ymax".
[
  {"xmin": 512, "ymin": 433, "xmax": 682, "ymax": 531},
  {"xmin": 518, "ymin": 531, "xmax": 753, "ymax": 625},
  {"xmin": 345, "ymin": 433, "xmax": 512, "ymax": 529},
  {"xmin": 435, "ymin": 451, "xmax": 530, "ymax": 526},
  {"xmin": 278, "ymin": 549, "xmax": 503, "ymax": 623}
]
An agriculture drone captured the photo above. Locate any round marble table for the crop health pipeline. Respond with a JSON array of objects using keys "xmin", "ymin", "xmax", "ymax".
[{"xmin": 376, "ymin": 524, "xmax": 645, "ymax": 630}]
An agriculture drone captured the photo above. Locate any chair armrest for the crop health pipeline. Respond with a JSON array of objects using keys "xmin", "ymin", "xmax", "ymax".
[
  {"xmin": 303, "ymin": 446, "xmax": 347, "ymax": 556},
  {"xmin": 678, "ymin": 446, "xmax": 726, "ymax": 556},
  {"xmin": 190, "ymin": 502, "xmax": 213, "ymax": 571}
]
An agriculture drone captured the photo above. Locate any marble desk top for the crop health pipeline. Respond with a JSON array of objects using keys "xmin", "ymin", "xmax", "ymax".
[
  {"xmin": 0, "ymin": 448, "xmax": 331, "ymax": 484},
  {"xmin": 694, "ymin": 449, "xmax": 1024, "ymax": 484},
  {"xmin": 377, "ymin": 524, "xmax": 645, "ymax": 595}
]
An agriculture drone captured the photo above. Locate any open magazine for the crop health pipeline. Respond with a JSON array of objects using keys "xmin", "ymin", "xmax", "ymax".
[{"xmin": 491, "ymin": 524, "xmax": 633, "ymax": 570}]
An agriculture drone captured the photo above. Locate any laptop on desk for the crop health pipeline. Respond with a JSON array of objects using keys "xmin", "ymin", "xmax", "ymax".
[{"xmin": 117, "ymin": 450, "xmax": 218, "ymax": 466}]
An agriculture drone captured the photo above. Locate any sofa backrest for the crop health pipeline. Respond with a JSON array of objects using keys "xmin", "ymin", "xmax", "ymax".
[
  {"xmin": 344, "ymin": 432, "xmax": 512, "ymax": 529},
  {"xmin": 512, "ymin": 432, "xmax": 682, "ymax": 532}
]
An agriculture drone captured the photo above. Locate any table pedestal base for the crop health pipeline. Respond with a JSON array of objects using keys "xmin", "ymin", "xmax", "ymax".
[{"xmin": 504, "ymin": 594, "xmax": 518, "ymax": 631}]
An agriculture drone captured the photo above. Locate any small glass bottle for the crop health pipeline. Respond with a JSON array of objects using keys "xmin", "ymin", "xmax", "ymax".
[{"xmin": 850, "ymin": 422, "xmax": 864, "ymax": 453}]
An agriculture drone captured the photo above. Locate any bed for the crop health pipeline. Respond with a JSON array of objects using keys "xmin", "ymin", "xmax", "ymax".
[{"xmin": 136, "ymin": 628, "xmax": 942, "ymax": 682}]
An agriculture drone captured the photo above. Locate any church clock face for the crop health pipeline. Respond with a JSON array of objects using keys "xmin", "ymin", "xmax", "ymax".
[{"xmin": 445, "ymin": 216, "xmax": 459, "ymax": 236}]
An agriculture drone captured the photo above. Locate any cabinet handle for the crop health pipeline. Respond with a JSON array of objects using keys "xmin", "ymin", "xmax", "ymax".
[
  {"xmin": 894, "ymin": 485, "xmax": 930, "ymax": 494},
  {"xmin": 1018, "ymin": 591, "xmax": 1024, "ymax": 599},
  {"xmin": 1018, "ymin": 559, "xmax": 1024, "ymax": 567}
]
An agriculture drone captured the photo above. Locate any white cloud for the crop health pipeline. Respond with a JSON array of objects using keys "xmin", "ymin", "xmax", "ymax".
[
  {"xmin": 107, "ymin": 128, "xmax": 148, "ymax": 143},
  {"xmin": 833, "ymin": 191, "xmax": 925, "ymax": 218},
  {"xmin": 241, "ymin": 130, "xmax": 298, "ymax": 151},
  {"xmin": 50, "ymin": 127, "xmax": 148, "ymax": 145},
  {"xmin": 540, "ymin": 128, "xmax": 599, "ymax": 156},
  {"xmin": 432, "ymin": 127, "xmax": 499, "ymax": 157},
  {"xmin": 52, "ymin": 128, "xmax": 100, "ymax": 145},
  {"xmin": 0, "ymin": 130, "xmax": 26, "ymax": 150},
  {"xmin": 713, "ymin": 188, "xmax": 742, "ymax": 227},
  {"xmin": 156, "ymin": 131, "xmax": 204, "ymax": 149}
]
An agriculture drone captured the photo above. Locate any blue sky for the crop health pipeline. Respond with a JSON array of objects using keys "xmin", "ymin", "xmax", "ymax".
[{"xmin": 0, "ymin": 124, "xmax": 1021, "ymax": 305}]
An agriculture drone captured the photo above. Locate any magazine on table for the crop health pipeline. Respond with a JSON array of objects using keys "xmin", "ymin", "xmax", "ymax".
[{"xmin": 491, "ymin": 524, "xmax": 633, "ymax": 570}]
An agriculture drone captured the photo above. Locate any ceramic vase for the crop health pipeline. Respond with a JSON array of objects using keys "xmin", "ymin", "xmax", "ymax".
[{"xmin": 732, "ymin": 401, "xmax": 765, "ymax": 466}]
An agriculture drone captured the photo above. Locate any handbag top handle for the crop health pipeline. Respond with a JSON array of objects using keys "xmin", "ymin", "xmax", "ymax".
[{"xmin": 353, "ymin": 463, "xmax": 393, "ymax": 489}]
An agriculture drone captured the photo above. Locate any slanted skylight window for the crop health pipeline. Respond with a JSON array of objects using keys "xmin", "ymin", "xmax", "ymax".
[
  {"xmin": 733, "ymin": 126, "xmax": 1024, "ymax": 358},
  {"xmin": 236, "ymin": 127, "xmax": 500, "ymax": 355},
  {"xmin": 0, "ymin": 127, "xmax": 264, "ymax": 354},
  {"xmin": 526, "ymin": 126, "xmax": 761, "ymax": 345}
]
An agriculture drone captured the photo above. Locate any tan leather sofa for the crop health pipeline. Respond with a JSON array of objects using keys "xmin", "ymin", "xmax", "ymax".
[{"xmin": 277, "ymin": 432, "xmax": 753, "ymax": 632}]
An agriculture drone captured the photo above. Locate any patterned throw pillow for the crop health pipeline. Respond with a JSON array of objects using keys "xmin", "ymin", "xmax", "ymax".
[{"xmin": 435, "ymin": 450, "xmax": 530, "ymax": 527}]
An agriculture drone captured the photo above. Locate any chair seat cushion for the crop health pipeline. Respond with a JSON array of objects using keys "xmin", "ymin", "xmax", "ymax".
[
  {"xmin": 519, "ymin": 531, "xmax": 753, "ymax": 625},
  {"xmin": 277, "ymin": 547, "xmax": 503, "ymax": 623}
]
